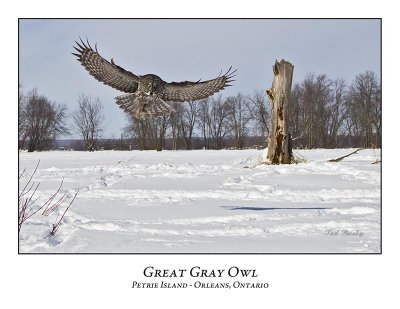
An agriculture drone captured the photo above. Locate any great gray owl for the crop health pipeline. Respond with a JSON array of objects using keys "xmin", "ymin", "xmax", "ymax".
[{"xmin": 72, "ymin": 38, "xmax": 236, "ymax": 119}]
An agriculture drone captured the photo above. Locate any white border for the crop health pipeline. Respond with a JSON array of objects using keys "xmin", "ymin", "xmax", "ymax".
[{"xmin": 4, "ymin": 1, "xmax": 398, "ymax": 308}]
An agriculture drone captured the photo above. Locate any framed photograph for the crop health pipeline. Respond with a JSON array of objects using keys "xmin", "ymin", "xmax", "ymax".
[
  {"xmin": 5, "ymin": 0, "xmax": 400, "ymax": 304},
  {"xmin": 18, "ymin": 18, "xmax": 381, "ymax": 254}
]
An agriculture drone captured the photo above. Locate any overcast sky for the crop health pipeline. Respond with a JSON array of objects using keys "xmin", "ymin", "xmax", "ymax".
[{"xmin": 19, "ymin": 19, "xmax": 381, "ymax": 138}]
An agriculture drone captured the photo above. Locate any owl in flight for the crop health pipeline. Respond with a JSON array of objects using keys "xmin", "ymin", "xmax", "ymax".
[{"xmin": 72, "ymin": 39, "xmax": 236, "ymax": 119}]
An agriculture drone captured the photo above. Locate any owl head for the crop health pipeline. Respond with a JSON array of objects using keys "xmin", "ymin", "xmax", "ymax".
[{"xmin": 140, "ymin": 74, "xmax": 165, "ymax": 95}]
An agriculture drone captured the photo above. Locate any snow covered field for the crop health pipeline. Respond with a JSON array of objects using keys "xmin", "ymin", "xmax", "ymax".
[{"xmin": 18, "ymin": 148, "xmax": 381, "ymax": 253}]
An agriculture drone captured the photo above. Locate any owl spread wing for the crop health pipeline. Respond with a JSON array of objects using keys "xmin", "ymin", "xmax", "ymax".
[
  {"xmin": 162, "ymin": 67, "xmax": 236, "ymax": 102},
  {"xmin": 72, "ymin": 38, "xmax": 139, "ymax": 93}
]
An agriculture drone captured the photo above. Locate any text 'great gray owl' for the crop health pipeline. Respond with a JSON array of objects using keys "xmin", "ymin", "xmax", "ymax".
[{"xmin": 72, "ymin": 39, "xmax": 236, "ymax": 119}]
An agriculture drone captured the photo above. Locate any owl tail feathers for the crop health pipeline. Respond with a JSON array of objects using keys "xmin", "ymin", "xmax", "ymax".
[
  {"xmin": 147, "ymin": 97, "xmax": 175, "ymax": 118},
  {"xmin": 115, "ymin": 94, "xmax": 175, "ymax": 119}
]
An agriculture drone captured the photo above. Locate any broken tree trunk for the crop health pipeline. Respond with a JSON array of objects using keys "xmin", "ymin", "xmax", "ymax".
[{"xmin": 266, "ymin": 59, "xmax": 294, "ymax": 164}]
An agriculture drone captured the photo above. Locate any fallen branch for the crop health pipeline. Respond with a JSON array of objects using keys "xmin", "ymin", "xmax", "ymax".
[
  {"xmin": 292, "ymin": 134, "xmax": 303, "ymax": 141},
  {"xmin": 328, "ymin": 148, "xmax": 362, "ymax": 162}
]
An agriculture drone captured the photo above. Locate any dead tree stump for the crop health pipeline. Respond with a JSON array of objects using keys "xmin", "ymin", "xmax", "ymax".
[{"xmin": 266, "ymin": 59, "xmax": 294, "ymax": 164}]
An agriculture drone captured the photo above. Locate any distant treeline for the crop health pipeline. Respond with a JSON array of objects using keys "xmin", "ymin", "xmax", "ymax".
[
  {"xmin": 19, "ymin": 70, "xmax": 381, "ymax": 152},
  {"xmin": 53, "ymin": 136, "xmax": 267, "ymax": 151}
]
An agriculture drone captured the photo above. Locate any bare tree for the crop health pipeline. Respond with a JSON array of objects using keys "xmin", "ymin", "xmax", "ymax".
[
  {"xmin": 180, "ymin": 101, "xmax": 201, "ymax": 150},
  {"xmin": 21, "ymin": 89, "xmax": 69, "ymax": 152},
  {"xmin": 347, "ymin": 71, "xmax": 381, "ymax": 148},
  {"xmin": 296, "ymin": 73, "xmax": 333, "ymax": 148},
  {"xmin": 208, "ymin": 95, "xmax": 231, "ymax": 149},
  {"xmin": 288, "ymin": 84, "xmax": 305, "ymax": 148},
  {"xmin": 198, "ymin": 98, "xmax": 212, "ymax": 149},
  {"xmin": 301, "ymin": 74, "xmax": 317, "ymax": 148},
  {"xmin": 226, "ymin": 93, "xmax": 251, "ymax": 149},
  {"xmin": 287, "ymin": 72, "xmax": 381, "ymax": 149},
  {"xmin": 19, "ymin": 84, "xmax": 29, "ymax": 150},
  {"xmin": 248, "ymin": 90, "xmax": 271, "ymax": 142},
  {"xmin": 72, "ymin": 95, "xmax": 104, "ymax": 151},
  {"xmin": 291, "ymin": 75, "xmax": 350, "ymax": 149},
  {"xmin": 147, "ymin": 115, "xmax": 169, "ymax": 151},
  {"xmin": 325, "ymin": 79, "xmax": 348, "ymax": 148},
  {"xmin": 315, "ymin": 75, "xmax": 334, "ymax": 148},
  {"xmin": 124, "ymin": 114, "xmax": 149, "ymax": 150},
  {"xmin": 168, "ymin": 103, "xmax": 184, "ymax": 150}
]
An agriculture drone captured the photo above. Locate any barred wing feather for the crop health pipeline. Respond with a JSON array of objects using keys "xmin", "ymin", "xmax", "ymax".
[
  {"xmin": 72, "ymin": 38, "xmax": 139, "ymax": 93},
  {"xmin": 162, "ymin": 67, "xmax": 236, "ymax": 102}
]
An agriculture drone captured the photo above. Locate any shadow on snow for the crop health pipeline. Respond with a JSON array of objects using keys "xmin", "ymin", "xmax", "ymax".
[{"xmin": 223, "ymin": 206, "xmax": 332, "ymax": 211}]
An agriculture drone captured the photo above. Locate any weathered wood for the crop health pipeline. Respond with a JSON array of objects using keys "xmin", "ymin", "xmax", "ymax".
[
  {"xmin": 266, "ymin": 59, "xmax": 294, "ymax": 164},
  {"xmin": 328, "ymin": 148, "xmax": 362, "ymax": 162}
]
